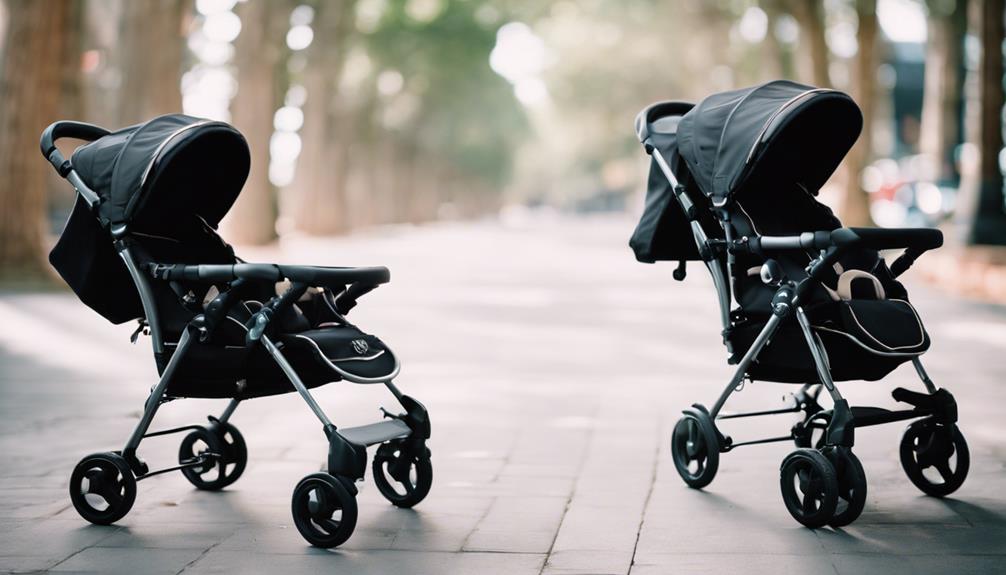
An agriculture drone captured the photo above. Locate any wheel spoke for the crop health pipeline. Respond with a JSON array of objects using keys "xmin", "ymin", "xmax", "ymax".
[
  {"xmin": 802, "ymin": 491, "xmax": 816, "ymax": 515},
  {"xmin": 934, "ymin": 459, "xmax": 954, "ymax": 483}
]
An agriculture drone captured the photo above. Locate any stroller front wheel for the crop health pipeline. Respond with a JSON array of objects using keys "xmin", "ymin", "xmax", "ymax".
[
  {"xmin": 69, "ymin": 452, "xmax": 137, "ymax": 525},
  {"xmin": 291, "ymin": 472, "xmax": 358, "ymax": 548},
  {"xmin": 822, "ymin": 446, "xmax": 867, "ymax": 527},
  {"xmin": 779, "ymin": 448, "xmax": 838, "ymax": 528},
  {"xmin": 670, "ymin": 410, "xmax": 720, "ymax": 489},
  {"xmin": 899, "ymin": 419, "xmax": 969, "ymax": 497},
  {"xmin": 372, "ymin": 440, "xmax": 433, "ymax": 508}
]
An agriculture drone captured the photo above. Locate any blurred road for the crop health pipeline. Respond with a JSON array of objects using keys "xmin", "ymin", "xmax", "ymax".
[{"xmin": 1, "ymin": 215, "xmax": 1004, "ymax": 574}]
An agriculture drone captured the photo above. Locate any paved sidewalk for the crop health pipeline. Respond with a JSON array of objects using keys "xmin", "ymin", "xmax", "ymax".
[{"xmin": 1, "ymin": 216, "xmax": 1004, "ymax": 574}]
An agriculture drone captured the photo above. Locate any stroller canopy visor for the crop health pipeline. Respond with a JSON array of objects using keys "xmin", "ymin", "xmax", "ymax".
[
  {"xmin": 676, "ymin": 80, "xmax": 862, "ymax": 201},
  {"xmin": 71, "ymin": 114, "xmax": 250, "ymax": 228}
]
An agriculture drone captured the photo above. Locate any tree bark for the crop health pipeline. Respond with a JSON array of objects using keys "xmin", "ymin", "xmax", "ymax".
[
  {"xmin": 788, "ymin": 0, "xmax": 831, "ymax": 88},
  {"xmin": 920, "ymin": 0, "xmax": 967, "ymax": 186},
  {"xmin": 117, "ymin": 0, "xmax": 188, "ymax": 125},
  {"xmin": 222, "ymin": 0, "xmax": 287, "ymax": 245},
  {"xmin": 0, "ymin": 0, "xmax": 69, "ymax": 280},
  {"xmin": 840, "ymin": 0, "xmax": 877, "ymax": 227},
  {"xmin": 959, "ymin": 0, "xmax": 1006, "ymax": 244},
  {"xmin": 289, "ymin": 0, "xmax": 357, "ymax": 235}
]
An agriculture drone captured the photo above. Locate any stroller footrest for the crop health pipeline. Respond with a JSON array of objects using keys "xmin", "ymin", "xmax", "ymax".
[{"xmin": 339, "ymin": 419, "xmax": 411, "ymax": 447}]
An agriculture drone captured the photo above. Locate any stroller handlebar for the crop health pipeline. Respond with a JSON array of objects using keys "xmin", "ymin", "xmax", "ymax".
[
  {"xmin": 40, "ymin": 121, "xmax": 111, "ymax": 175},
  {"xmin": 147, "ymin": 262, "xmax": 391, "ymax": 288}
]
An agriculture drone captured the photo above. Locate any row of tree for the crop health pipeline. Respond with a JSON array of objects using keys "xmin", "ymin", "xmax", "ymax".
[{"xmin": 0, "ymin": 0, "xmax": 527, "ymax": 279}]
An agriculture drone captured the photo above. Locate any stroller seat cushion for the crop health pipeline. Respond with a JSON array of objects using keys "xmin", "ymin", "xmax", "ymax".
[
  {"xmin": 819, "ymin": 299, "xmax": 930, "ymax": 356},
  {"xmin": 280, "ymin": 325, "xmax": 398, "ymax": 383}
]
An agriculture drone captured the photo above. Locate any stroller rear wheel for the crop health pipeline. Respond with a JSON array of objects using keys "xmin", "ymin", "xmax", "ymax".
[
  {"xmin": 179, "ymin": 422, "xmax": 247, "ymax": 491},
  {"xmin": 372, "ymin": 440, "xmax": 433, "ymax": 508},
  {"xmin": 670, "ymin": 409, "xmax": 719, "ymax": 489},
  {"xmin": 69, "ymin": 452, "xmax": 136, "ymax": 525},
  {"xmin": 291, "ymin": 472, "xmax": 358, "ymax": 548},
  {"xmin": 899, "ymin": 419, "xmax": 969, "ymax": 497},
  {"xmin": 823, "ymin": 446, "xmax": 867, "ymax": 527},
  {"xmin": 779, "ymin": 448, "xmax": 838, "ymax": 528}
]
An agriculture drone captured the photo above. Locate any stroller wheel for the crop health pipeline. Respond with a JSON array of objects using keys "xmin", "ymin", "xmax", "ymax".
[
  {"xmin": 372, "ymin": 440, "xmax": 433, "ymax": 508},
  {"xmin": 779, "ymin": 448, "xmax": 838, "ymax": 528},
  {"xmin": 69, "ymin": 452, "xmax": 136, "ymax": 525},
  {"xmin": 899, "ymin": 419, "xmax": 969, "ymax": 497},
  {"xmin": 822, "ymin": 447, "xmax": 867, "ymax": 527},
  {"xmin": 291, "ymin": 473, "xmax": 358, "ymax": 548},
  {"xmin": 670, "ymin": 410, "xmax": 719, "ymax": 489},
  {"xmin": 179, "ymin": 423, "xmax": 247, "ymax": 491}
]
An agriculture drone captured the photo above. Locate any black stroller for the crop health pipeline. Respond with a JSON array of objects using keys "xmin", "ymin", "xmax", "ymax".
[
  {"xmin": 630, "ymin": 81, "xmax": 969, "ymax": 528},
  {"xmin": 41, "ymin": 115, "xmax": 432, "ymax": 548}
]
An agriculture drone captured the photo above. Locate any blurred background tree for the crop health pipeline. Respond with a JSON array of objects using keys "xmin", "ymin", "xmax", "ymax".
[{"xmin": 0, "ymin": 0, "xmax": 1004, "ymax": 279}]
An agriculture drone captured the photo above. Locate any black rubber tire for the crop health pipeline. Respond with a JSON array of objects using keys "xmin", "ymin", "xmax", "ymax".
[
  {"xmin": 372, "ymin": 441, "xmax": 433, "ymax": 508},
  {"xmin": 69, "ymin": 452, "xmax": 137, "ymax": 525},
  {"xmin": 291, "ymin": 473, "xmax": 358, "ymax": 548},
  {"xmin": 670, "ymin": 411, "xmax": 720, "ymax": 489},
  {"xmin": 179, "ymin": 423, "xmax": 247, "ymax": 491},
  {"xmin": 779, "ymin": 448, "xmax": 839, "ymax": 528},
  {"xmin": 899, "ymin": 420, "xmax": 969, "ymax": 497},
  {"xmin": 824, "ymin": 447, "xmax": 867, "ymax": 527}
]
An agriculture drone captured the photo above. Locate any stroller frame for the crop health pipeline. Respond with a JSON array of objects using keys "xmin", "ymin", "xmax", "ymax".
[
  {"xmin": 43, "ymin": 121, "xmax": 433, "ymax": 548},
  {"xmin": 647, "ymin": 136, "xmax": 968, "ymax": 527}
]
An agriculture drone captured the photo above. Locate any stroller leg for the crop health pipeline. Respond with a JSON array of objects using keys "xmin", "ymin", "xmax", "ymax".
[
  {"xmin": 260, "ymin": 334, "xmax": 334, "ymax": 428},
  {"xmin": 710, "ymin": 313, "xmax": 783, "ymax": 417},
  {"xmin": 911, "ymin": 357, "xmax": 938, "ymax": 394},
  {"xmin": 122, "ymin": 326, "xmax": 195, "ymax": 473},
  {"xmin": 216, "ymin": 397, "xmax": 241, "ymax": 425},
  {"xmin": 795, "ymin": 307, "xmax": 853, "ymax": 447}
]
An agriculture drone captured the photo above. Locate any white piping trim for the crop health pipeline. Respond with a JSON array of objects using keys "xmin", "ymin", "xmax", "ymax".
[
  {"xmin": 813, "ymin": 323, "xmax": 925, "ymax": 357},
  {"xmin": 292, "ymin": 333, "xmax": 400, "ymax": 384},
  {"xmin": 841, "ymin": 299, "xmax": 925, "ymax": 351},
  {"xmin": 138, "ymin": 120, "xmax": 216, "ymax": 189}
]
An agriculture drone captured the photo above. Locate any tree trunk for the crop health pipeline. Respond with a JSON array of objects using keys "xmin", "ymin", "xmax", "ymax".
[
  {"xmin": 788, "ymin": 0, "xmax": 831, "ymax": 88},
  {"xmin": 840, "ymin": 0, "xmax": 877, "ymax": 227},
  {"xmin": 0, "ymin": 0, "xmax": 68, "ymax": 280},
  {"xmin": 117, "ymin": 0, "xmax": 188, "ymax": 125},
  {"xmin": 222, "ymin": 0, "xmax": 287, "ymax": 245},
  {"xmin": 289, "ymin": 0, "xmax": 356, "ymax": 235},
  {"xmin": 959, "ymin": 0, "xmax": 1006, "ymax": 244},
  {"xmin": 920, "ymin": 0, "xmax": 967, "ymax": 186},
  {"xmin": 48, "ymin": 0, "xmax": 85, "ymax": 213}
]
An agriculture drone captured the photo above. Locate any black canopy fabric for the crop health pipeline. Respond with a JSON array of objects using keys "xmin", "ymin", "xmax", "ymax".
[
  {"xmin": 676, "ymin": 80, "xmax": 862, "ymax": 202},
  {"xmin": 630, "ymin": 102, "xmax": 707, "ymax": 262},
  {"xmin": 50, "ymin": 114, "xmax": 248, "ymax": 324},
  {"xmin": 71, "ymin": 114, "xmax": 250, "ymax": 228}
]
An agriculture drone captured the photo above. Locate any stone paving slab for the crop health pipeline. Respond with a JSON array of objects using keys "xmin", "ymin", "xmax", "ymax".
[{"xmin": 1, "ymin": 216, "xmax": 1005, "ymax": 574}]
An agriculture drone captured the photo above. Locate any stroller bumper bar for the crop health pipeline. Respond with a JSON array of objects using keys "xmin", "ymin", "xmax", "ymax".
[
  {"xmin": 147, "ymin": 262, "xmax": 391, "ymax": 287},
  {"xmin": 743, "ymin": 227, "xmax": 943, "ymax": 254}
]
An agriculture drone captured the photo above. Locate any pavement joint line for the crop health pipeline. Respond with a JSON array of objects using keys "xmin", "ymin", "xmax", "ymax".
[
  {"xmin": 44, "ymin": 525, "xmax": 124, "ymax": 571},
  {"xmin": 626, "ymin": 419, "xmax": 662, "ymax": 575},
  {"xmin": 174, "ymin": 540, "xmax": 222, "ymax": 574},
  {"xmin": 538, "ymin": 404, "xmax": 599, "ymax": 575}
]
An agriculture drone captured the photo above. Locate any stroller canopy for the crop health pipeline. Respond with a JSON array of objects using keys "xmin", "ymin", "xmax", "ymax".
[
  {"xmin": 71, "ymin": 114, "xmax": 250, "ymax": 228},
  {"xmin": 677, "ymin": 80, "xmax": 862, "ymax": 202}
]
